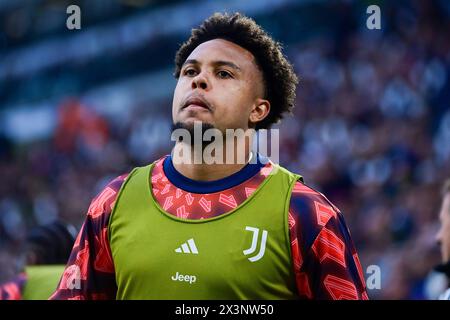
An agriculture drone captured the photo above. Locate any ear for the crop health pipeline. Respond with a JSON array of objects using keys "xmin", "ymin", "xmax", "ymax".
[{"xmin": 249, "ymin": 98, "xmax": 270, "ymax": 126}]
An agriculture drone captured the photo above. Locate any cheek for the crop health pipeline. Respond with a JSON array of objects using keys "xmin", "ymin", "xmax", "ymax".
[
  {"xmin": 173, "ymin": 81, "xmax": 184, "ymax": 102},
  {"xmin": 221, "ymin": 83, "xmax": 254, "ymax": 113},
  {"xmin": 444, "ymin": 220, "xmax": 450, "ymax": 240},
  {"xmin": 172, "ymin": 81, "xmax": 185, "ymax": 115}
]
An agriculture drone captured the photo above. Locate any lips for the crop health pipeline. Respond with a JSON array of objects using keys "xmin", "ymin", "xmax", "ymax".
[{"xmin": 182, "ymin": 96, "xmax": 211, "ymax": 111}]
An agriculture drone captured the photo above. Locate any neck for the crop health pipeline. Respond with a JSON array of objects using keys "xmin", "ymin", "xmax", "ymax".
[{"xmin": 171, "ymin": 142, "xmax": 253, "ymax": 181}]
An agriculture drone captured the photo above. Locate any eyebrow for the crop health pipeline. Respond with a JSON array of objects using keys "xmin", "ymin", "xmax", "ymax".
[{"xmin": 182, "ymin": 59, "xmax": 242, "ymax": 72}]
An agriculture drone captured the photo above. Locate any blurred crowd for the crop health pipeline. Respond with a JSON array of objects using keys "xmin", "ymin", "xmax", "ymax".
[
  {"xmin": 286, "ymin": 13, "xmax": 450, "ymax": 299},
  {"xmin": 1, "ymin": 1, "xmax": 450, "ymax": 299}
]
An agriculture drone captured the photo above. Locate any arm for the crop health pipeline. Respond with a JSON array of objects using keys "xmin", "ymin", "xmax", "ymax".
[
  {"xmin": 49, "ymin": 174, "xmax": 128, "ymax": 300},
  {"xmin": 289, "ymin": 181, "xmax": 368, "ymax": 300}
]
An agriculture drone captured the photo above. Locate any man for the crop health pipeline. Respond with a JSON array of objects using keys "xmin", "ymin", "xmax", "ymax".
[
  {"xmin": 435, "ymin": 179, "xmax": 450, "ymax": 300},
  {"xmin": 51, "ymin": 12, "xmax": 368, "ymax": 300},
  {"xmin": 0, "ymin": 221, "xmax": 76, "ymax": 300}
]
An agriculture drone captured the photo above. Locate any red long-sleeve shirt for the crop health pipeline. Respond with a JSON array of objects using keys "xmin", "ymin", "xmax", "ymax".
[{"xmin": 50, "ymin": 156, "xmax": 368, "ymax": 300}]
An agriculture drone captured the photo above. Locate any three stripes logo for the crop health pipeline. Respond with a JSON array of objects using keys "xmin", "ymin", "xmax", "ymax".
[
  {"xmin": 243, "ymin": 226, "xmax": 268, "ymax": 262},
  {"xmin": 175, "ymin": 238, "xmax": 199, "ymax": 254}
]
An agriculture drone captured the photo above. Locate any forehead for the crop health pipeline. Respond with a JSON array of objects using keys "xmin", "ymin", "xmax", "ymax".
[{"xmin": 186, "ymin": 39, "xmax": 258, "ymax": 71}]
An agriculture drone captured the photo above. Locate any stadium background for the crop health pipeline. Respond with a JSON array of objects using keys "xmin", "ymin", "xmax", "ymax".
[{"xmin": 0, "ymin": 0, "xmax": 449, "ymax": 299}]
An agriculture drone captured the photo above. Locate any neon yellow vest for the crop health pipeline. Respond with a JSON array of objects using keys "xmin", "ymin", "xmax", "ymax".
[
  {"xmin": 109, "ymin": 162, "xmax": 302, "ymax": 299},
  {"xmin": 22, "ymin": 265, "xmax": 65, "ymax": 300}
]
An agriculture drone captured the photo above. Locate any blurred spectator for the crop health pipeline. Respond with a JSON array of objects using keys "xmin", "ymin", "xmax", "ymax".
[
  {"xmin": 54, "ymin": 99, "xmax": 110, "ymax": 156},
  {"xmin": 433, "ymin": 179, "xmax": 450, "ymax": 299},
  {"xmin": 0, "ymin": 221, "xmax": 77, "ymax": 300}
]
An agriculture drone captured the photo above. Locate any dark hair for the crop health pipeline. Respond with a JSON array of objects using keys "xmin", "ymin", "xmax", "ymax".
[
  {"xmin": 174, "ymin": 12, "xmax": 298, "ymax": 129},
  {"xmin": 26, "ymin": 221, "xmax": 77, "ymax": 265}
]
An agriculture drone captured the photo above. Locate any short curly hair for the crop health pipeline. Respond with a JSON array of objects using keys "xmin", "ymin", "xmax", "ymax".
[{"xmin": 174, "ymin": 12, "xmax": 298, "ymax": 130}]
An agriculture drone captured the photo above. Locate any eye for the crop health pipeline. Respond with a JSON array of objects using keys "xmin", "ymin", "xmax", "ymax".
[
  {"xmin": 183, "ymin": 68, "xmax": 197, "ymax": 77},
  {"xmin": 217, "ymin": 70, "xmax": 232, "ymax": 79}
]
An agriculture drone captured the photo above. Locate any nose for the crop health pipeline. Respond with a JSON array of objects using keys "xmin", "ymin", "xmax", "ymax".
[{"xmin": 191, "ymin": 73, "xmax": 209, "ymax": 91}]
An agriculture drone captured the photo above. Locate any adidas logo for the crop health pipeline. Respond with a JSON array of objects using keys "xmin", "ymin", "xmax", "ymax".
[{"xmin": 175, "ymin": 238, "xmax": 198, "ymax": 254}]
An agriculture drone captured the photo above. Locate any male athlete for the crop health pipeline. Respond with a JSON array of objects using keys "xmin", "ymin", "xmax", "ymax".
[
  {"xmin": 51, "ymin": 13, "xmax": 368, "ymax": 300},
  {"xmin": 435, "ymin": 179, "xmax": 450, "ymax": 300}
]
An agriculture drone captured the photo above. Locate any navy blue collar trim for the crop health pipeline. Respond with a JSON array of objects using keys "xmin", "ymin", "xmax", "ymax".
[{"xmin": 163, "ymin": 153, "xmax": 268, "ymax": 193}]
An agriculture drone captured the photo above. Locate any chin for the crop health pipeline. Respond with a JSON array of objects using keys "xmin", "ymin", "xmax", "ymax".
[{"xmin": 172, "ymin": 121, "xmax": 215, "ymax": 133}]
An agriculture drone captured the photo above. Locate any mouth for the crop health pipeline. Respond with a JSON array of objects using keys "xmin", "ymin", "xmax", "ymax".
[{"xmin": 181, "ymin": 97, "xmax": 211, "ymax": 111}]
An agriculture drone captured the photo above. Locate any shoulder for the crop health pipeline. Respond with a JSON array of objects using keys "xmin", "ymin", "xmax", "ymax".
[
  {"xmin": 290, "ymin": 181, "xmax": 341, "ymax": 217},
  {"xmin": 87, "ymin": 173, "xmax": 129, "ymax": 220},
  {"xmin": 87, "ymin": 156, "xmax": 166, "ymax": 220},
  {"xmin": 288, "ymin": 180, "xmax": 343, "ymax": 250}
]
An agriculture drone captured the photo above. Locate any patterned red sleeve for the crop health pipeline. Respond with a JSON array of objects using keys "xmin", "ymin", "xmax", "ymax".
[
  {"xmin": 0, "ymin": 273, "xmax": 27, "ymax": 300},
  {"xmin": 288, "ymin": 181, "xmax": 369, "ymax": 300},
  {"xmin": 49, "ymin": 174, "xmax": 128, "ymax": 300}
]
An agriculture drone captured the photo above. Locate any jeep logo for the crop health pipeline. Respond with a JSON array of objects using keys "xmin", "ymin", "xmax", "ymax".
[{"xmin": 171, "ymin": 271, "xmax": 197, "ymax": 284}]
